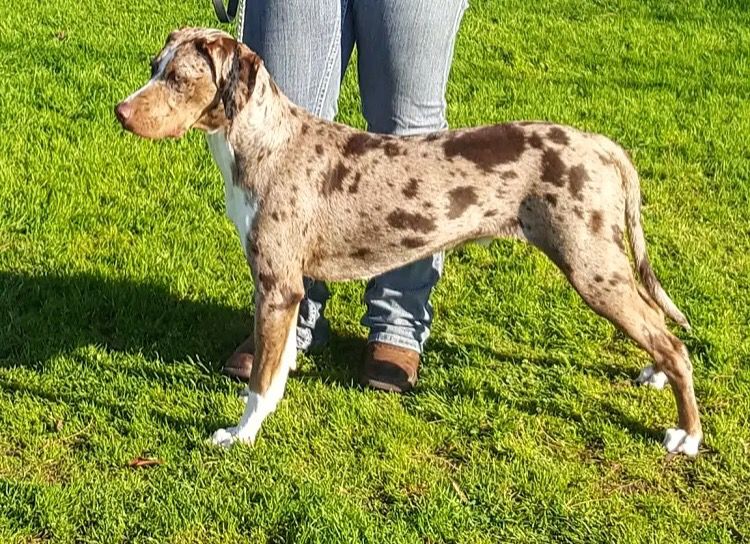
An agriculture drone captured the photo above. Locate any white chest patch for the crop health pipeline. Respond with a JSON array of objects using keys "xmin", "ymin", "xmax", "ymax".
[{"xmin": 206, "ymin": 132, "xmax": 258, "ymax": 256}]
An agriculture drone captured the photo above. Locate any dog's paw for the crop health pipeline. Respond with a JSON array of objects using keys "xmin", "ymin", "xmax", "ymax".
[
  {"xmin": 211, "ymin": 427, "xmax": 253, "ymax": 448},
  {"xmin": 635, "ymin": 365, "xmax": 669, "ymax": 389},
  {"xmin": 663, "ymin": 428, "xmax": 701, "ymax": 457}
]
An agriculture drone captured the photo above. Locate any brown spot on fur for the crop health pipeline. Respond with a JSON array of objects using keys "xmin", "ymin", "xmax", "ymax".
[
  {"xmin": 500, "ymin": 218, "xmax": 521, "ymax": 236},
  {"xmin": 500, "ymin": 171, "xmax": 518, "ymax": 180},
  {"xmin": 257, "ymin": 272, "xmax": 276, "ymax": 292},
  {"xmin": 349, "ymin": 172, "xmax": 362, "ymax": 193},
  {"xmin": 544, "ymin": 193, "xmax": 558, "ymax": 207},
  {"xmin": 594, "ymin": 274, "xmax": 604, "ymax": 283},
  {"xmin": 401, "ymin": 236, "xmax": 427, "ymax": 248},
  {"xmin": 387, "ymin": 209, "xmax": 436, "ymax": 234},
  {"xmin": 315, "ymin": 144, "xmax": 324, "ymax": 155},
  {"xmin": 301, "ymin": 123, "xmax": 310, "ymax": 135},
  {"xmin": 271, "ymin": 211, "xmax": 280, "ymax": 222},
  {"xmin": 442, "ymin": 124, "xmax": 526, "ymax": 173},
  {"xmin": 383, "ymin": 142, "xmax": 402, "ymax": 157},
  {"xmin": 541, "ymin": 148, "xmax": 566, "ymax": 187},
  {"xmin": 343, "ymin": 133, "xmax": 382, "ymax": 156},
  {"xmin": 547, "ymin": 127, "xmax": 570, "ymax": 145},
  {"xmin": 350, "ymin": 248, "xmax": 372, "ymax": 259},
  {"xmin": 484, "ymin": 209, "xmax": 498, "ymax": 217},
  {"xmin": 589, "ymin": 211, "xmax": 603, "ymax": 233},
  {"xmin": 424, "ymin": 133, "xmax": 441, "ymax": 142},
  {"xmin": 612, "ymin": 225, "xmax": 626, "ymax": 251},
  {"xmin": 320, "ymin": 161, "xmax": 350, "ymax": 195},
  {"xmin": 568, "ymin": 164, "xmax": 588, "ymax": 199},
  {"xmin": 403, "ymin": 178, "xmax": 421, "ymax": 199},
  {"xmin": 447, "ymin": 186, "xmax": 479, "ymax": 219},
  {"xmin": 528, "ymin": 132, "xmax": 544, "ymax": 149}
]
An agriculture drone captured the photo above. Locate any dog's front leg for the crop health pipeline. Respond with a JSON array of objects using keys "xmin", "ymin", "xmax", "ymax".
[{"xmin": 212, "ymin": 276, "xmax": 303, "ymax": 447}]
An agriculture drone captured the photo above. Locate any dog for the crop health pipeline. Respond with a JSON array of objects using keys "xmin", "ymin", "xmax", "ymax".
[{"xmin": 115, "ymin": 28, "xmax": 702, "ymax": 456}]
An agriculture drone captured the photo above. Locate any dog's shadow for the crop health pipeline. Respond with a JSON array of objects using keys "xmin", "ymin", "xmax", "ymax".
[
  {"xmin": 0, "ymin": 270, "xmax": 252, "ymax": 374},
  {"xmin": 0, "ymin": 270, "xmax": 369, "ymax": 394},
  {"xmin": 0, "ymin": 270, "xmax": 712, "ymax": 446}
]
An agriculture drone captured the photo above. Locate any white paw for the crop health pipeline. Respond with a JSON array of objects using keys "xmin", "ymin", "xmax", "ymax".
[
  {"xmin": 663, "ymin": 428, "xmax": 701, "ymax": 457},
  {"xmin": 636, "ymin": 365, "xmax": 669, "ymax": 389},
  {"xmin": 210, "ymin": 426, "xmax": 253, "ymax": 448}
]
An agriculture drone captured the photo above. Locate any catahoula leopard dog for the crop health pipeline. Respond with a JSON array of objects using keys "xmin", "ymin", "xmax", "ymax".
[{"xmin": 115, "ymin": 28, "xmax": 702, "ymax": 456}]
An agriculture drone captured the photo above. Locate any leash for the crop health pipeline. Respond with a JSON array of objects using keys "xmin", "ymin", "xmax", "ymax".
[{"xmin": 212, "ymin": 0, "xmax": 239, "ymax": 22}]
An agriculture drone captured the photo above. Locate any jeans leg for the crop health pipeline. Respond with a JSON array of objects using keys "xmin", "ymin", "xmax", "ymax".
[
  {"xmin": 236, "ymin": 0, "xmax": 355, "ymax": 350},
  {"xmin": 353, "ymin": 0, "xmax": 467, "ymax": 352}
]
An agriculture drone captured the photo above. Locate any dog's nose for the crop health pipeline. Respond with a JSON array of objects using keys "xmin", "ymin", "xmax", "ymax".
[{"xmin": 114, "ymin": 101, "xmax": 132, "ymax": 124}]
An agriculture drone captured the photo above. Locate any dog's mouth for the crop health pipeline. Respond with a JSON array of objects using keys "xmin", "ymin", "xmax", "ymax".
[{"xmin": 114, "ymin": 101, "xmax": 187, "ymax": 140}]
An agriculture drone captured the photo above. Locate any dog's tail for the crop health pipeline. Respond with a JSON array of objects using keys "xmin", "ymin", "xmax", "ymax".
[{"xmin": 605, "ymin": 140, "xmax": 691, "ymax": 330}]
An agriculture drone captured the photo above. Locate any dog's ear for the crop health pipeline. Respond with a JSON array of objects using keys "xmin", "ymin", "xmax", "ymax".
[
  {"xmin": 220, "ymin": 47, "xmax": 262, "ymax": 120},
  {"xmin": 195, "ymin": 36, "xmax": 261, "ymax": 121}
]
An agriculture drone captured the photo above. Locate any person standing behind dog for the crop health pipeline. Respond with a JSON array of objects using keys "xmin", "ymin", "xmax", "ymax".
[{"xmin": 221, "ymin": 0, "xmax": 468, "ymax": 392}]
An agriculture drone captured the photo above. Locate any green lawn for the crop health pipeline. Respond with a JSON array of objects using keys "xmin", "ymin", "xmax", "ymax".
[{"xmin": 1, "ymin": 0, "xmax": 749, "ymax": 542}]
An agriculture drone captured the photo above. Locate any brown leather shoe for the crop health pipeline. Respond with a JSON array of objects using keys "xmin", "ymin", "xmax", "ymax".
[
  {"xmin": 361, "ymin": 342, "xmax": 419, "ymax": 393},
  {"xmin": 222, "ymin": 335, "xmax": 255, "ymax": 381}
]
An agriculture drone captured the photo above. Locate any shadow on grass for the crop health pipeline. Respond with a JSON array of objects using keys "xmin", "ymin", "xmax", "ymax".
[
  {"xmin": 412, "ymin": 338, "xmax": 665, "ymax": 443},
  {"xmin": 0, "ymin": 270, "xmax": 251, "ymax": 372},
  {"xmin": 0, "ymin": 270, "xmax": 698, "ymax": 444},
  {"xmin": 0, "ymin": 270, "xmax": 370, "ymax": 389}
]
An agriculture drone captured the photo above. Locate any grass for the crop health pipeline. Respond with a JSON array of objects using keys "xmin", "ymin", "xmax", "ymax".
[{"xmin": 1, "ymin": 0, "xmax": 749, "ymax": 542}]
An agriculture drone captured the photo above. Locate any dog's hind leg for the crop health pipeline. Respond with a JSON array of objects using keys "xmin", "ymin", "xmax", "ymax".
[
  {"xmin": 552, "ymin": 243, "xmax": 702, "ymax": 456},
  {"xmin": 212, "ymin": 279, "xmax": 302, "ymax": 447}
]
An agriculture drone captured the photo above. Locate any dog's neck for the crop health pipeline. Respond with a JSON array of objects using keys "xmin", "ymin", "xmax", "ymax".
[{"xmin": 226, "ymin": 66, "xmax": 298, "ymax": 165}]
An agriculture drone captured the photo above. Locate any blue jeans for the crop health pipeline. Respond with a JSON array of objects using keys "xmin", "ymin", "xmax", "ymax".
[{"xmin": 236, "ymin": 0, "xmax": 466, "ymax": 353}]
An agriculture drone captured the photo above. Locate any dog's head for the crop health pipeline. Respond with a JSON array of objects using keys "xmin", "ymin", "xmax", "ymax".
[{"xmin": 115, "ymin": 28, "xmax": 261, "ymax": 139}]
